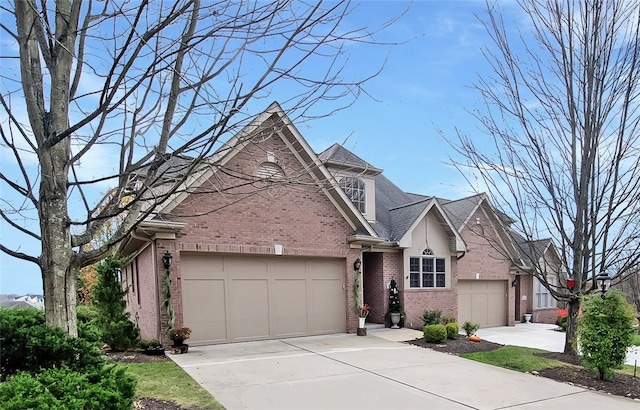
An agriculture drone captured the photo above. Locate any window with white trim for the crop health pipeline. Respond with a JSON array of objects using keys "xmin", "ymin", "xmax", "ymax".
[
  {"xmin": 535, "ymin": 277, "xmax": 556, "ymax": 308},
  {"xmin": 340, "ymin": 177, "xmax": 365, "ymax": 212},
  {"xmin": 409, "ymin": 249, "xmax": 446, "ymax": 288}
]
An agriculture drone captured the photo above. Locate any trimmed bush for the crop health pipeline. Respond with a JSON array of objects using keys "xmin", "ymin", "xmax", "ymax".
[
  {"xmin": 445, "ymin": 322, "xmax": 459, "ymax": 339},
  {"xmin": 0, "ymin": 366, "xmax": 136, "ymax": 410},
  {"xmin": 462, "ymin": 321, "xmax": 479, "ymax": 337},
  {"xmin": 577, "ymin": 290, "xmax": 636, "ymax": 381},
  {"xmin": 0, "ymin": 307, "xmax": 104, "ymax": 380},
  {"xmin": 422, "ymin": 309, "xmax": 442, "ymax": 326},
  {"xmin": 423, "ymin": 324, "xmax": 447, "ymax": 343}
]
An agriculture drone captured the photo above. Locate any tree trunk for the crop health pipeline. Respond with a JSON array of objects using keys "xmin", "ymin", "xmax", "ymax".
[
  {"xmin": 40, "ymin": 140, "xmax": 77, "ymax": 337},
  {"xmin": 563, "ymin": 297, "xmax": 580, "ymax": 355}
]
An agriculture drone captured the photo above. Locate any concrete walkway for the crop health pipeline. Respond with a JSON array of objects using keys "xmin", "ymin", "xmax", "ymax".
[{"xmin": 169, "ymin": 331, "xmax": 639, "ymax": 409}]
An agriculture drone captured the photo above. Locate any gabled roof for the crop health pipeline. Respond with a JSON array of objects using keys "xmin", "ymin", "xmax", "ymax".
[
  {"xmin": 318, "ymin": 144, "xmax": 382, "ymax": 175},
  {"xmin": 153, "ymin": 102, "xmax": 378, "ymax": 238},
  {"xmin": 441, "ymin": 193, "xmax": 522, "ymax": 263},
  {"xmin": 511, "ymin": 230, "xmax": 554, "ymax": 268},
  {"xmin": 366, "ymin": 170, "xmax": 464, "ymax": 252},
  {"xmin": 439, "ymin": 194, "xmax": 485, "ymax": 231}
]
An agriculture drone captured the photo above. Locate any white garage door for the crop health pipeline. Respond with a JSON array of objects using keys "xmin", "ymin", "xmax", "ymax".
[
  {"xmin": 180, "ymin": 253, "xmax": 346, "ymax": 345},
  {"xmin": 458, "ymin": 280, "xmax": 507, "ymax": 328}
]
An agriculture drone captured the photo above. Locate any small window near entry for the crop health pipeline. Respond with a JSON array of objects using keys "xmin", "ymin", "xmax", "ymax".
[{"xmin": 409, "ymin": 248, "xmax": 446, "ymax": 288}]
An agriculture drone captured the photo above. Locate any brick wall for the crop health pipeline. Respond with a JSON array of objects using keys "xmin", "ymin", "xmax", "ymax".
[
  {"xmin": 404, "ymin": 289, "xmax": 457, "ymax": 329},
  {"xmin": 533, "ymin": 308, "xmax": 557, "ymax": 324},
  {"xmin": 124, "ymin": 245, "xmax": 161, "ymax": 341}
]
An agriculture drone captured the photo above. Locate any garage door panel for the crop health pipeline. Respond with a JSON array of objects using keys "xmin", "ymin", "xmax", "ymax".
[
  {"xmin": 268, "ymin": 259, "xmax": 305, "ymax": 277},
  {"xmin": 182, "ymin": 279, "xmax": 227, "ymax": 343},
  {"xmin": 181, "ymin": 254, "xmax": 225, "ymax": 279},
  {"xmin": 229, "ymin": 279, "xmax": 270, "ymax": 340},
  {"xmin": 273, "ymin": 279, "xmax": 308, "ymax": 336},
  {"xmin": 226, "ymin": 258, "xmax": 268, "ymax": 278},
  {"xmin": 310, "ymin": 279, "xmax": 344, "ymax": 333},
  {"xmin": 458, "ymin": 280, "xmax": 506, "ymax": 328},
  {"xmin": 182, "ymin": 253, "xmax": 346, "ymax": 344}
]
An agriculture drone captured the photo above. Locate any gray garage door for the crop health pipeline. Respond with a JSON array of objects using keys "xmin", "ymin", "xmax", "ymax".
[
  {"xmin": 180, "ymin": 253, "xmax": 346, "ymax": 345},
  {"xmin": 458, "ymin": 280, "xmax": 507, "ymax": 328}
]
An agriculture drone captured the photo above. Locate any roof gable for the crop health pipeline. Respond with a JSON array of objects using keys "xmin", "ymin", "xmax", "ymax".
[
  {"xmin": 318, "ymin": 143, "xmax": 382, "ymax": 175},
  {"xmin": 155, "ymin": 102, "xmax": 377, "ymax": 238}
]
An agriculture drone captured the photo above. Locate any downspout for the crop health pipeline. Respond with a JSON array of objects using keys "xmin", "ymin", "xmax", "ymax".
[{"xmin": 130, "ymin": 230, "xmax": 162, "ymax": 341}]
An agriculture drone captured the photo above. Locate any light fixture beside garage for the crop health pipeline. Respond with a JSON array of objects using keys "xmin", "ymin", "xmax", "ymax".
[
  {"xmin": 162, "ymin": 251, "xmax": 173, "ymax": 269},
  {"xmin": 353, "ymin": 257, "xmax": 362, "ymax": 271},
  {"xmin": 274, "ymin": 244, "xmax": 283, "ymax": 255}
]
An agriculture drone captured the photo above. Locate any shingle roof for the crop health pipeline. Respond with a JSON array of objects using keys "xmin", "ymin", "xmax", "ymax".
[
  {"xmin": 439, "ymin": 194, "xmax": 484, "ymax": 231},
  {"xmin": 372, "ymin": 174, "xmax": 428, "ymax": 240},
  {"xmin": 511, "ymin": 230, "xmax": 551, "ymax": 267},
  {"xmin": 318, "ymin": 143, "xmax": 382, "ymax": 175}
]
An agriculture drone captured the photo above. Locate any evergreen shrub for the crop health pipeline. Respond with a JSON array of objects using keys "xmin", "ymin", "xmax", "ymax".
[{"xmin": 423, "ymin": 324, "xmax": 447, "ymax": 343}]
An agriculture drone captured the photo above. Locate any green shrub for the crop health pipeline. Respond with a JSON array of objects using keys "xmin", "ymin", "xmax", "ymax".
[
  {"xmin": 578, "ymin": 290, "xmax": 636, "ymax": 381},
  {"xmin": 423, "ymin": 324, "xmax": 447, "ymax": 343},
  {"xmin": 77, "ymin": 305, "xmax": 103, "ymax": 345},
  {"xmin": 445, "ymin": 322, "xmax": 459, "ymax": 339},
  {"xmin": 440, "ymin": 316, "xmax": 457, "ymax": 324},
  {"xmin": 0, "ymin": 366, "xmax": 136, "ymax": 410},
  {"xmin": 556, "ymin": 315, "xmax": 568, "ymax": 331},
  {"xmin": 0, "ymin": 307, "xmax": 104, "ymax": 380},
  {"xmin": 94, "ymin": 256, "xmax": 140, "ymax": 351},
  {"xmin": 462, "ymin": 321, "xmax": 480, "ymax": 337},
  {"xmin": 422, "ymin": 309, "xmax": 442, "ymax": 326}
]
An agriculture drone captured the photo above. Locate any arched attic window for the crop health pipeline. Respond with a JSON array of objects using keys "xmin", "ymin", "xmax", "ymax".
[
  {"xmin": 256, "ymin": 162, "xmax": 284, "ymax": 181},
  {"xmin": 339, "ymin": 177, "xmax": 365, "ymax": 212}
]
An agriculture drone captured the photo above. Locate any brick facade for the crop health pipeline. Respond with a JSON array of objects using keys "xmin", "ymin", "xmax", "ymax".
[{"xmin": 131, "ymin": 130, "xmax": 363, "ymax": 341}]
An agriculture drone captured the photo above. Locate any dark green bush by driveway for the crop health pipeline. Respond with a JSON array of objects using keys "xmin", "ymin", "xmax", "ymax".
[{"xmin": 0, "ymin": 307, "xmax": 136, "ymax": 409}]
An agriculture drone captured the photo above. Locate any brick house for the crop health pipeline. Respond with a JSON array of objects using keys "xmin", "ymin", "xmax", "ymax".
[{"xmin": 120, "ymin": 102, "xmax": 559, "ymax": 346}]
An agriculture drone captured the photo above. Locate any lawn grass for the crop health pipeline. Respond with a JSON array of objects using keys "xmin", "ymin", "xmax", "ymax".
[
  {"xmin": 125, "ymin": 362, "xmax": 224, "ymax": 409},
  {"xmin": 462, "ymin": 345, "xmax": 639, "ymax": 378},
  {"xmin": 460, "ymin": 345, "xmax": 565, "ymax": 373},
  {"xmin": 632, "ymin": 333, "xmax": 640, "ymax": 346}
]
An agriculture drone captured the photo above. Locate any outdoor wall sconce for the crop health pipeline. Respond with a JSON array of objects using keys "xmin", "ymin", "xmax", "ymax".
[
  {"xmin": 353, "ymin": 257, "xmax": 362, "ymax": 272},
  {"xmin": 511, "ymin": 277, "xmax": 519, "ymax": 287},
  {"xmin": 595, "ymin": 272, "xmax": 611, "ymax": 299},
  {"xmin": 162, "ymin": 251, "xmax": 173, "ymax": 270}
]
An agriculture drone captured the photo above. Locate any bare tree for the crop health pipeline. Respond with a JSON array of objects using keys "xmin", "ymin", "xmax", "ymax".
[
  {"xmin": 0, "ymin": 0, "xmax": 399, "ymax": 336},
  {"xmin": 613, "ymin": 269, "xmax": 640, "ymax": 313},
  {"xmin": 448, "ymin": 0, "xmax": 640, "ymax": 354}
]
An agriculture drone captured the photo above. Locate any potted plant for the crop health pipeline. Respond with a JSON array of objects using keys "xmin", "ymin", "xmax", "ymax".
[
  {"xmin": 358, "ymin": 304, "xmax": 370, "ymax": 329},
  {"xmin": 166, "ymin": 326, "xmax": 191, "ymax": 354},
  {"xmin": 387, "ymin": 279, "xmax": 404, "ymax": 328}
]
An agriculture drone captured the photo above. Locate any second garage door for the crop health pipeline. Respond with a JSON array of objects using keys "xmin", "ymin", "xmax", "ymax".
[
  {"xmin": 180, "ymin": 253, "xmax": 346, "ymax": 345},
  {"xmin": 458, "ymin": 280, "xmax": 507, "ymax": 328}
]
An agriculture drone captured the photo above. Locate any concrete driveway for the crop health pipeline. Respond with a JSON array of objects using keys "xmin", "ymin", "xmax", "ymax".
[{"xmin": 169, "ymin": 330, "xmax": 638, "ymax": 409}]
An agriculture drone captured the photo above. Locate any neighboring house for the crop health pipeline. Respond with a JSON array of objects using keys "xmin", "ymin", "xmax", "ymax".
[
  {"xmin": 0, "ymin": 294, "xmax": 44, "ymax": 309},
  {"xmin": 120, "ymin": 102, "xmax": 557, "ymax": 346}
]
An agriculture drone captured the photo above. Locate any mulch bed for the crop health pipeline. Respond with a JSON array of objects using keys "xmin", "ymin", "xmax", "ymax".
[{"xmin": 406, "ymin": 337, "xmax": 640, "ymax": 401}]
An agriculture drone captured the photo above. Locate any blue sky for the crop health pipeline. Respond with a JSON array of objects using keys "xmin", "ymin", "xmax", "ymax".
[{"xmin": 0, "ymin": 1, "xmax": 525, "ymax": 295}]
